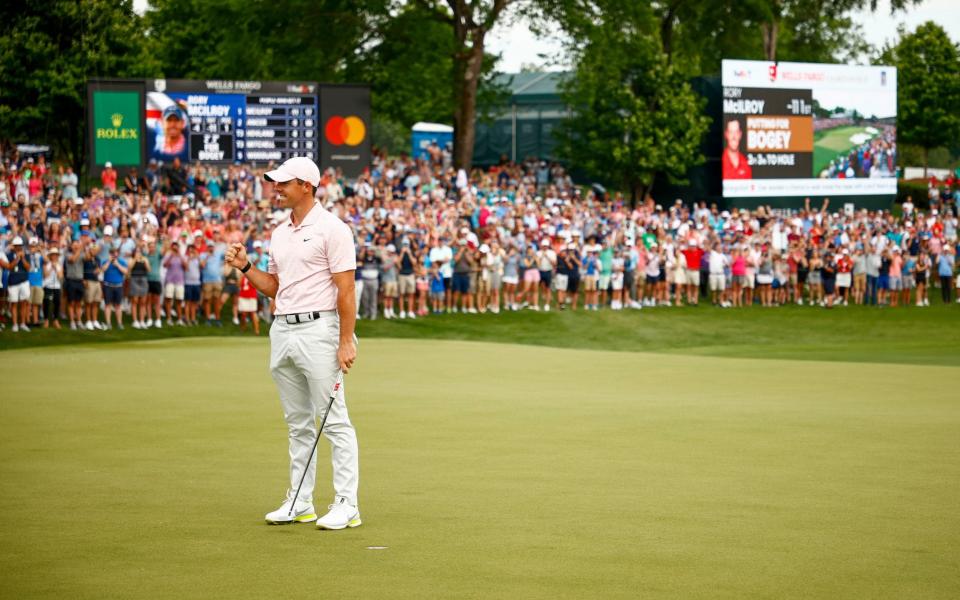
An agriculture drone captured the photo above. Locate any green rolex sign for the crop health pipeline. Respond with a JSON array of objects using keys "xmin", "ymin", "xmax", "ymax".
[{"xmin": 92, "ymin": 91, "xmax": 141, "ymax": 166}]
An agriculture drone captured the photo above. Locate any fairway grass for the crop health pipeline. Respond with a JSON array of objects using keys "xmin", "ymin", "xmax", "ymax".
[
  {"xmin": 813, "ymin": 125, "xmax": 872, "ymax": 175},
  {"xmin": 1, "ymin": 338, "xmax": 958, "ymax": 599}
]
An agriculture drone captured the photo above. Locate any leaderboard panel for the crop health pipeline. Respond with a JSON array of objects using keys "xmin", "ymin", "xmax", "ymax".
[{"xmin": 144, "ymin": 79, "xmax": 319, "ymax": 164}]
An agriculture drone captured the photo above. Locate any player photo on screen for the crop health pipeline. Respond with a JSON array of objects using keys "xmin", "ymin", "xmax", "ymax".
[
  {"xmin": 722, "ymin": 117, "xmax": 752, "ymax": 180},
  {"xmin": 146, "ymin": 92, "xmax": 189, "ymax": 163}
]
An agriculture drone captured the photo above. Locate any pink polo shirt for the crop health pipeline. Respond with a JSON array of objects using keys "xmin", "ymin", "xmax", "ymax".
[{"xmin": 268, "ymin": 202, "xmax": 356, "ymax": 314}]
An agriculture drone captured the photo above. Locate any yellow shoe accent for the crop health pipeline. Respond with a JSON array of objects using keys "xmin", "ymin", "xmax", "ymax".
[
  {"xmin": 294, "ymin": 513, "xmax": 317, "ymax": 523},
  {"xmin": 348, "ymin": 518, "xmax": 362, "ymax": 528}
]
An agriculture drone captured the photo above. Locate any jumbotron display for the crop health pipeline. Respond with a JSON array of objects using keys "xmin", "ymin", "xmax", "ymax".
[
  {"xmin": 88, "ymin": 79, "xmax": 371, "ymax": 177},
  {"xmin": 146, "ymin": 80, "xmax": 319, "ymax": 164},
  {"xmin": 721, "ymin": 60, "xmax": 897, "ymax": 198}
]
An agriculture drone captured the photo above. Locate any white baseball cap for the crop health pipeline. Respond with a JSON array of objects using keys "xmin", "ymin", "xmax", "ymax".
[
  {"xmin": 264, "ymin": 157, "xmax": 321, "ymax": 187},
  {"xmin": 253, "ymin": 240, "xmax": 263, "ymax": 248},
  {"xmin": 103, "ymin": 225, "xmax": 114, "ymax": 236},
  {"xmin": 12, "ymin": 236, "xmax": 24, "ymax": 245},
  {"xmin": 105, "ymin": 161, "xmax": 112, "ymax": 168}
]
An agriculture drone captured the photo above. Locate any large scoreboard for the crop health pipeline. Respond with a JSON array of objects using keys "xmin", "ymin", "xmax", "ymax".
[
  {"xmin": 88, "ymin": 78, "xmax": 370, "ymax": 177},
  {"xmin": 145, "ymin": 80, "xmax": 319, "ymax": 164},
  {"xmin": 720, "ymin": 60, "xmax": 896, "ymax": 200}
]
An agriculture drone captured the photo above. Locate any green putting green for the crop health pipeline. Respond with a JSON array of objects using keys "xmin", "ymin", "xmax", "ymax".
[
  {"xmin": 813, "ymin": 125, "xmax": 875, "ymax": 175},
  {"xmin": 1, "ymin": 338, "xmax": 958, "ymax": 599}
]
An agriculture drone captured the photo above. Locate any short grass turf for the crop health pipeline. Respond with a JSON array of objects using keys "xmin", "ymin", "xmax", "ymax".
[
  {"xmin": 1, "ymin": 338, "xmax": 959, "ymax": 599},
  {"xmin": 813, "ymin": 125, "xmax": 873, "ymax": 175},
  {"xmin": 3, "ymin": 296, "xmax": 959, "ymax": 367}
]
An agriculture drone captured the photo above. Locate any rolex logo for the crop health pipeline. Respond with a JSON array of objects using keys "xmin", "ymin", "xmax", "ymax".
[{"xmin": 111, "ymin": 113, "xmax": 123, "ymax": 127}]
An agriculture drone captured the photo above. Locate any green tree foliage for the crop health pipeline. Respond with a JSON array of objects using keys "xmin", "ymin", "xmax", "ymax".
[
  {"xmin": 554, "ymin": 2, "xmax": 709, "ymax": 203},
  {"xmin": 880, "ymin": 22, "xmax": 960, "ymax": 176},
  {"xmin": 144, "ymin": 0, "xmax": 388, "ymax": 82},
  {"xmin": 345, "ymin": 4, "xmax": 456, "ymax": 154},
  {"xmin": 0, "ymin": 0, "xmax": 156, "ymax": 172},
  {"xmin": 413, "ymin": 0, "xmax": 516, "ymax": 169}
]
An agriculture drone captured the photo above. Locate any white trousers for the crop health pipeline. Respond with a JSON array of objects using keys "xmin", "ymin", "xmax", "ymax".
[{"xmin": 269, "ymin": 315, "xmax": 359, "ymax": 506}]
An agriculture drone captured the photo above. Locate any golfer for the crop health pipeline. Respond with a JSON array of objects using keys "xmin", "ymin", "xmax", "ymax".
[{"xmin": 225, "ymin": 156, "xmax": 361, "ymax": 530}]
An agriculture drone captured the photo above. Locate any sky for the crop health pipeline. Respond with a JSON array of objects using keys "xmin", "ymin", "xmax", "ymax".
[{"xmin": 487, "ymin": 0, "xmax": 960, "ymax": 72}]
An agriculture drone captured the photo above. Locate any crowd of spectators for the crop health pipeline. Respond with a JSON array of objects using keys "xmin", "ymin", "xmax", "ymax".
[{"xmin": 0, "ymin": 148, "xmax": 958, "ymax": 333}]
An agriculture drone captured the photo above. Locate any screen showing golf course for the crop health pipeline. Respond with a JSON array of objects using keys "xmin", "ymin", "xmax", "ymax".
[{"xmin": 721, "ymin": 60, "xmax": 897, "ymax": 198}]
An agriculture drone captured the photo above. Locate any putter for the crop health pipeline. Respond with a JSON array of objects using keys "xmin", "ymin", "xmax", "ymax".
[{"xmin": 288, "ymin": 369, "xmax": 345, "ymax": 517}]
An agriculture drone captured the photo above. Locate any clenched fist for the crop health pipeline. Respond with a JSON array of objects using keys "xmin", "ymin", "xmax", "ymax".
[{"xmin": 225, "ymin": 243, "xmax": 249, "ymax": 269}]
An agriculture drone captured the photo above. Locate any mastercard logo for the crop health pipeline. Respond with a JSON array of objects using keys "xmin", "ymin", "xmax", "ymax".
[{"xmin": 324, "ymin": 116, "xmax": 366, "ymax": 146}]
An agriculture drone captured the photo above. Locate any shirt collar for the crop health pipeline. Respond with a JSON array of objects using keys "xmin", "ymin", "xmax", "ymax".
[{"xmin": 287, "ymin": 201, "xmax": 322, "ymax": 230}]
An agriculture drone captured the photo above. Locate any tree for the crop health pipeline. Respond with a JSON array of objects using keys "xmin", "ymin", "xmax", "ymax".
[
  {"xmin": 882, "ymin": 22, "xmax": 960, "ymax": 177},
  {"xmin": 0, "ymin": 0, "xmax": 156, "ymax": 173},
  {"xmin": 145, "ymin": 0, "xmax": 387, "ymax": 82},
  {"xmin": 554, "ymin": 2, "xmax": 709, "ymax": 203},
  {"xmin": 414, "ymin": 0, "xmax": 516, "ymax": 169}
]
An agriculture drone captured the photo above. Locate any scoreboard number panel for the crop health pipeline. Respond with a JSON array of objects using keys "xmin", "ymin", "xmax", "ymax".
[{"xmin": 145, "ymin": 80, "xmax": 320, "ymax": 164}]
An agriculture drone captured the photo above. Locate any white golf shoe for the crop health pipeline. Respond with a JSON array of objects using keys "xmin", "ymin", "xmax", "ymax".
[
  {"xmin": 316, "ymin": 497, "xmax": 362, "ymax": 530},
  {"xmin": 264, "ymin": 498, "xmax": 317, "ymax": 525}
]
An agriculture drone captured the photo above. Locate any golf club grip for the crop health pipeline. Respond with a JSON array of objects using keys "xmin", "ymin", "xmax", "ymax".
[{"xmin": 287, "ymin": 369, "xmax": 344, "ymax": 514}]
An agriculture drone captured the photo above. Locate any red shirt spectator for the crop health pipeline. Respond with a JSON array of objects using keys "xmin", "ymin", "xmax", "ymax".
[
  {"xmin": 682, "ymin": 246, "xmax": 704, "ymax": 270},
  {"xmin": 101, "ymin": 163, "xmax": 117, "ymax": 191}
]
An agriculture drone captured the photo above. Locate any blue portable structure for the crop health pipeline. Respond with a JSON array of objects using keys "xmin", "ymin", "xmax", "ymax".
[{"xmin": 411, "ymin": 122, "xmax": 453, "ymax": 160}]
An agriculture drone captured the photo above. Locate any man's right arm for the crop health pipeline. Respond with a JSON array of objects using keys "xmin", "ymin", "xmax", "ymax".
[{"xmin": 226, "ymin": 242, "xmax": 278, "ymax": 298}]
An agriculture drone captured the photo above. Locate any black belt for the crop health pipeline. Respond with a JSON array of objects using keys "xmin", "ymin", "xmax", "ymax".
[{"xmin": 279, "ymin": 310, "xmax": 337, "ymax": 324}]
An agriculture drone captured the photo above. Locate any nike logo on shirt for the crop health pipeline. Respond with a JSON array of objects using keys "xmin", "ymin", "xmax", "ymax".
[{"xmin": 303, "ymin": 238, "xmax": 311, "ymax": 242}]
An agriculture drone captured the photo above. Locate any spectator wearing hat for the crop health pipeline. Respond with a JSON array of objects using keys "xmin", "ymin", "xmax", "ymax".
[
  {"xmin": 102, "ymin": 246, "xmax": 128, "ymax": 329},
  {"xmin": 681, "ymin": 241, "xmax": 704, "ymax": 306},
  {"xmin": 3, "ymin": 236, "xmax": 31, "ymax": 331},
  {"xmin": 27, "ymin": 237, "xmax": 45, "ymax": 325},
  {"xmin": 537, "ymin": 240, "xmax": 556, "ymax": 311},
  {"xmin": 429, "ymin": 235, "xmax": 453, "ymax": 312},
  {"xmin": 937, "ymin": 246, "xmax": 955, "ymax": 304},
  {"xmin": 836, "ymin": 248, "xmax": 853, "ymax": 306},
  {"xmin": 707, "ymin": 241, "xmax": 728, "ymax": 308},
  {"xmin": 81, "ymin": 239, "xmax": 104, "ymax": 330},
  {"xmin": 451, "ymin": 237, "xmax": 475, "ymax": 313},
  {"xmin": 128, "ymin": 244, "xmax": 151, "ymax": 328},
  {"xmin": 40, "ymin": 244, "xmax": 63, "ymax": 329},
  {"xmin": 101, "ymin": 162, "xmax": 117, "ymax": 192}
]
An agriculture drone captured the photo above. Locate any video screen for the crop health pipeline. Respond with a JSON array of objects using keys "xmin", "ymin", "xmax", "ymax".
[
  {"xmin": 721, "ymin": 60, "xmax": 896, "ymax": 198},
  {"xmin": 144, "ymin": 80, "xmax": 319, "ymax": 164}
]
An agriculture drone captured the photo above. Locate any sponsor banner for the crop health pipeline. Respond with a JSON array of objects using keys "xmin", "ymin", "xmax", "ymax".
[
  {"xmin": 723, "ymin": 177, "xmax": 897, "ymax": 197},
  {"xmin": 92, "ymin": 90, "xmax": 142, "ymax": 167},
  {"xmin": 320, "ymin": 86, "xmax": 371, "ymax": 178}
]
